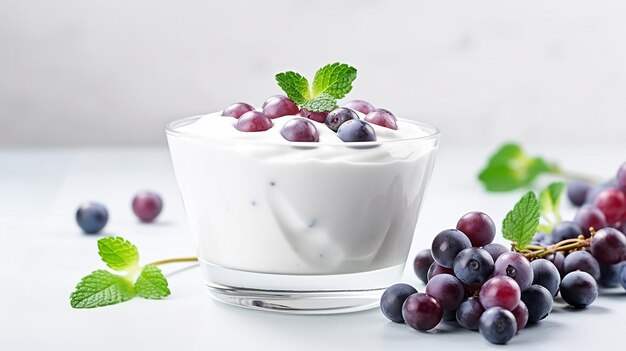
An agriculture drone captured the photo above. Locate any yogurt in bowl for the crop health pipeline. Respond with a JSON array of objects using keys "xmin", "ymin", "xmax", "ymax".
[{"xmin": 166, "ymin": 109, "xmax": 440, "ymax": 313}]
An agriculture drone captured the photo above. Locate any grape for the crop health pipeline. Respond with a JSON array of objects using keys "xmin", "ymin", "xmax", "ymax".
[
  {"xmin": 76, "ymin": 202, "xmax": 108, "ymax": 234},
  {"xmin": 530, "ymin": 258, "xmax": 561, "ymax": 296},
  {"xmin": 221, "ymin": 102, "xmax": 255, "ymax": 118},
  {"xmin": 479, "ymin": 307, "xmax": 517, "ymax": 345},
  {"xmin": 431, "ymin": 229, "xmax": 472, "ymax": 268},
  {"xmin": 262, "ymin": 96, "xmax": 299, "ymax": 119},
  {"xmin": 620, "ymin": 264, "xmax": 626, "ymax": 289},
  {"xmin": 299, "ymin": 108, "xmax": 328, "ymax": 123},
  {"xmin": 545, "ymin": 251, "xmax": 565, "ymax": 277},
  {"xmin": 344, "ymin": 99, "xmax": 375, "ymax": 114},
  {"xmin": 280, "ymin": 118, "xmax": 319, "ymax": 142},
  {"xmin": 425, "ymin": 274, "xmax": 465, "ymax": 311},
  {"xmin": 456, "ymin": 297, "xmax": 484, "ymax": 331},
  {"xmin": 567, "ymin": 182, "xmax": 591, "ymax": 207},
  {"xmin": 442, "ymin": 309, "xmax": 458, "ymax": 322},
  {"xmin": 520, "ymin": 285, "xmax": 553, "ymax": 323},
  {"xmin": 235, "ymin": 111, "xmax": 273, "ymax": 132},
  {"xmin": 483, "ymin": 243, "xmax": 509, "ymax": 262},
  {"xmin": 560, "ymin": 271, "xmax": 598, "ymax": 308},
  {"xmin": 132, "ymin": 191, "xmax": 163, "ymax": 222},
  {"xmin": 402, "ymin": 293, "xmax": 443, "ymax": 331},
  {"xmin": 364, "ymin": 109, "xmax": 397, "ymax": 130},
  {"xmin": 531, "ymin": 232, "xmax": 552, "ymax": 246},
  {"xmin": 598, "ymin": 262, "xmax": 623, "ymax": 288},
  {"xmin": 479, "ymin": 276, "xmax": 521, "ymax": 311},
  {"xmin": 262, "ymin": 95, "xmax": 285, "ymax": 108},
  {"xmin": 551, "ymin": 221, "xmax": 583, "ymax": 242},
  {"xmin": 511, "ymin": 301, "xmax": 529, "ymax": 331},
  {"xmin": 493, "ymin": 252, "xmax": 533, "ymax": 291},
  {"xmin": 324, "ymin": 108, "xmax": 359, "ymax": 132},
  {"xmin": 456, "ymin": 211, "xmax": 496, "ymax": 247},
  {"xmin": 592, "ymin": 188, "xmax": 626, "ymax": 226},
  {"xmin": 380, "ymin": 283, "xmax": 417, "ymax": 323},
  {"xmin": 336, "ymin": 119, "xmax": 377, "ymax": 142},
  {"xmin": 563, "ymin": 250, "xmax": 600, "ymax": 280},
  {"xmin": 590, "ymin": 227, "xmax": 626, "ymax": 264},
  {"xmin": 453, "ymin": 247, "xmax": 494, "ymax": 286},
  {"xmin": 427, "ymin": 262, "xmax": 454, "ymax": 281},
  {"xmin": 584, "ymin": 182, "xmax": 613, "ymax": 204},
  {"xmin": 413, "ymin": 249, "xmax": 434, "ymax": 284},
  {"xmin": 573, "ymin": 205, "xmax": 607, "ymax": 237},
  {"xmin": 617, "ymin": 162, "xmax": 626, "ymax": 190}
]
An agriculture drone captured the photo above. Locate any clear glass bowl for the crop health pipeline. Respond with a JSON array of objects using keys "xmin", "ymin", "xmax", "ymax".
[{"xmin": 166, "ymin": 115, "xmax": 440, "ymax": 314}]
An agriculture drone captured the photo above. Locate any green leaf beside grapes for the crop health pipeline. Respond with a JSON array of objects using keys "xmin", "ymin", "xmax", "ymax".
[{"xmin": 502, "ymin": 191, "xmax": 541, "ymax": 249}]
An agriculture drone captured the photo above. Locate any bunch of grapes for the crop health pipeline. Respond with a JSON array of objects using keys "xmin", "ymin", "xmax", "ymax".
[{"xmin": 381, "ymin": 204, "xmax": 626, "ymax": 345}]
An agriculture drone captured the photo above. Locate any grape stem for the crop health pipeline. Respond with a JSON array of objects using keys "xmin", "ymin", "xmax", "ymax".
[
  {"xmin": 551, "ymin": 166, "xmax": 598, "ymax": 184},
  {"xmin": 147, "ymin": 257, "xmax": 198, "ymax": 266},
  {"xmin": 512, "ymin": 228, "xmax": 596, "ymax": 260}
]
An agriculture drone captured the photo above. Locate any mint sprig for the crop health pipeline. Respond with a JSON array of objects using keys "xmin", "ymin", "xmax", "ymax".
[
  {"xmin": 275, "ymin": 62, "xmax": 357, "ymax": 112},
  {"xmin": 502, "ymin": 191, "xmax": 540, "ymax": 250},
  {"xmin": 537, "ymin": 182, "xmax": 565, "ymax": 233},
  {"xmin": 70, "ymin": 236, "xmax": 171, "ymax": 309}
]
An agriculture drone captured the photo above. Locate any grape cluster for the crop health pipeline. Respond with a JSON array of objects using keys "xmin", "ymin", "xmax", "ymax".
[{"xmin": 382, "ymin": 207, "xmax": 626, "ymax": 345}]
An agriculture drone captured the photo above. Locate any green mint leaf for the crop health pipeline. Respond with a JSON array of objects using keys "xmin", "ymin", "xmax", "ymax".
[
  {"xmin": 478, "ymin": 143, "xmax": 554, "ymax": 192},
  {"xmin": 135, "ymin": 265, "xmax": 171, "ymax": 299},
  {"xmin": 539, "ymin": 181, "xmax": 566, "ymax": 215},
  {"xmin": 301, "ymin": 93, "xmax": 337, "ymax": 112},
  {"xmin": 502, "ymin": 191, "xmax": 540, "ymax": 249},
  {"xmin": 70, "ymin": 270, "xmax": 135, "ymax": 308},
  {"xmin": 97, "ymin": 236, "xmax": 139, "ymax": 272},
  {"xmin": 311, "ymin": 62, "xmax": 357, "ymax": 99},
  {"xmin": 275, "ymin": 71, "xmax": 311, "ymax": 105}
]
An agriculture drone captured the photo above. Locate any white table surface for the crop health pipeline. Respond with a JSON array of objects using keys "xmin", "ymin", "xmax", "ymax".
[{"xmin": 1, "ymin": 144, "xmax": 624, "ymax": 350}]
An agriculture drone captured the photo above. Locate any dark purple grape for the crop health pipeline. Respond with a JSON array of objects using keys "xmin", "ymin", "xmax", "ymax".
[
  {"xmin": 620, "ymin": 264, "xmax": 626, "ymax": 289},
  {"xmin": 573, "ymin": 205, "xmax": 607, "ymax": 237},
  {"xmin": 453, "ymin": 247, "xmax": 494, "ymax": 286},
  {"xmin": 456, "ymin": 297, "xmax": 484, "ymax": 330},
  {"xmin": 590, "ymin": 227, "xmax": 626, "ymax": 264},
  {"xmin": 617, "ymin": 162, "xmax": 626, "ymax": 190},
  {"xmin": 592, "ymin": 188, "xmax": 626, "ymax": 226},
  {"xmin": 336, "ymin": 119, "xmax": 377, "ymax": 142},
  {"xmin": 280, "ymin": 118, "xmax": 319, "ymax": 142},
  {"xmin": 456, "ymin": 211, "xmax": 496, "ymax": 247},
  {"xmin": 567, "ymin": 182, "xmax": 591, "ymax": 207},
  {"xmin": 479, "ymin": 307, "xmax": 517, "ymax": 345},
  {"xmin": 560, "ymin": 271, "xmax": 598, "ymax": 308},
  {"xmin": 494, "ymin": 252, "xmax": 533, "ymax": 291},
  {"xmin": 425, "ymin": 274, "xmax": 465, "ymax": 311},
  {"xmin": 221, "ymin": 102, "xmax": 255, "ymax": 118},
  {"xmin": 380, "ymin": 283, "xmax": 417, "ymax": 323},
  {"xmin": 413, "ymin": 249, "xmax": 434, "ymax": 284},
  {"xmin": 235, "ymin": 111, "xmax": 273, "ymax": 132},
  {"xmin": 364, "ymin": 109, "xmax": 397, "ymax": 130},
  {"xmin": 483, "ymin": 243, "xmax": 509, "ymax": 262},
  {"xmin": 344, "ymin": 99, "xmax": 375, "ymax": 114},
  {"xmin": 402, "ymin": 293, "xmax": 443, "ymax": 331},
  {"xmin": 563, "ymin": 250, "xmax": 600, "ymax": 280},
  {"xmin": 531, "ymin": 232, "xmax": 552, "ymax": 246},
  {"xmin": 442, "ymin": 309, "xmax": 458, "ymax": 322},
  {"xmin": 324, "ymin": 108, "xmax": 359, "ymax": 132},
  {"xmin": 551, "ymin": 221, "xmax": 583, "ymax": 242},
  {"xmin": 76, "ymin": 202, "xmax": 108, "ymax": 234},
  {"xmin": 546, "ymin": 252, "xmax": 566, "ymax": 277},
  {"xmin": 431, "ymin": 229, "xmax": 472, "ymax": 268},
  {"xmin": 585, "ymin": 182, "xmax": 613, "ymax": 204},
  {"xmin": 262, "ymin": 96, "xmax": 299, "ymax": 119},
  {"xmin": 479, "ymin": 276, "xmax": 521, "ymax": 311},
  {"xmin": 598, "ymin": 262, "xmax": 623, "ymax": 288},
  {"xmin": 427, "ymin": 262, "xmax": 454, "ymax": 281},
  {"xmin": 520, "ymin": 285, "xmax": 552, "ymax": 323},
  {"xmin": 132, "ymin": 191, "xmax": 163, "ymax": 223},
  {"xmin": 299, "ymin": 108, "xmax": 328, "ymax": 123},
  {"xmin": 511, "ymin": 301, "xmax": 528, "ymax": 331},
  {"xmin": 530, "ymin": 259, "xmax": 561, "ymax": 296},
  {"xmin": 262, "ymin": 95, "xmax": 286, "ymax": 109}
]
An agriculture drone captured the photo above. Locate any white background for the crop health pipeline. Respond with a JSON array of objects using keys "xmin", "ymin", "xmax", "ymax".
[{"xmin": 2, "ymin": 0, "xmax": 626, "ymax": 146}]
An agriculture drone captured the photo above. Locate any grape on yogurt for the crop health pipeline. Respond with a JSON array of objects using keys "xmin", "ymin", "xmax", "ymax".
[
  {"xmin": 280, "ymin": 118, "xmax": 319, "ymax": 142},
  {"xmin": 262, "ymin": 95, "xmax": 286, "ymax": 109},
  {"xmin": 380, "ymin": 283, "xmax": 417, "ymax": 323},
  {"xmin": 221, "ymin": 102, "xmax": 255, "ymax": 119},
  {"xmin": 344, "ymin": 99, "xmax": 375, "ymax": 114},
  {"xmin": 336, "ymin": 119, "xmax": 377, "ymax": 142},
  {"xmin": 132, "ymin": 191, "xmax": 163, "ymax": 222},
  {"xmin": 262, "ymin": 96, "xmax": 299, "ymax": 119},
  {"xmin": 364, "ymin": 109, "xmax": 397, "ymax": 130},
  {"xmin": 235, "ymin": 111, "xmax": 273, "ymax": 132},
  {"xmin": 76, "ymin": 202, "xmax": 108, "ymax": 234},
  {"xmin": 560, "ymin": 271, "xmax": 598, "ymax": 308},
  {"xmin": 300, "ymin": 108, "xmax": 328, "ymax": 123},
  {"xmin": 325, "ymin": 108, "xmax": 359, "ymax": 132},
  {"xmin": 456, "ymin": 211, "xmax": 496, "ymax": 247}
]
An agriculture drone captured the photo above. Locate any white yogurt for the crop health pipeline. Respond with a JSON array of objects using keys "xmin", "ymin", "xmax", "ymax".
[{"xmin": 167, "ymin": 112, "xmax": 439, "ymax": 275}]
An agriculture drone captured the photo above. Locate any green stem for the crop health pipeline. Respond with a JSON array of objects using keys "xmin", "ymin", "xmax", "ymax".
[
  {"xmin": 148, "ymin": 257, "xmax": 198, "ymax": 266},
  {"xmin": 552, "ymin": 167, "xmax": 598, "ymax": 184}
]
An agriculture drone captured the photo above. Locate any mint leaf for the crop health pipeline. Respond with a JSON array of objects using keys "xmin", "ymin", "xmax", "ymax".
[
  {"xmin": 275, "ymin": 71, "xmax": 311, "ymax": 105},
  {"xmin": 478, "ymin": 143, "xmax": 554, "ymax": 192},
  {"xmin": 311, "ymin": 63, "xmax": 357, "ymax": 99},
  {"xmin": 97, "ymin": 236, "xmax": 139, "ymax": 272},
  {"xmin": 539, "ymin": 182, "xmax": 565, "ymax": 215},
  {"xmin": 502, "ymin": 191, "xmax": 540, "ymax": 249},
  {"xmin": 301, "ymin": 93, "xmax": 337, "ymax": 112},
  {"xmin": 70, "ymin": 270, "xmax": 135, "ymax": 308},
  {"xmin": 135, "ymin": 265, "xmax": 170, "ymax": 299}
]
